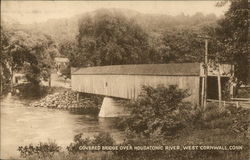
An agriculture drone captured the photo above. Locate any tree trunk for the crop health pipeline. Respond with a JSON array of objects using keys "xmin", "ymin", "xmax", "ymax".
[
  {"xmin": 49, "ymin": 71, "xmax": 51, "ymax": 87},
  {"xmin": 10, "ymin": 67, "xmax": 13, "ymax": 93},
  {"xmin": 0, "ymin": 77, "xmax": 2, "ymax": 95}
]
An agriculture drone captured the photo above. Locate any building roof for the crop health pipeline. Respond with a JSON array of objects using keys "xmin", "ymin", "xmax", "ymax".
[
  {"xmin": 13, "ymin": 73, "xmax": 25, "ymax": 77},
  {"xmin": 71, "ymin": 63, "xmax": 201, "ymax": 76},
  {"xmin": 55, "ymin": 57, "xmax": 69, "ymax": 63}
]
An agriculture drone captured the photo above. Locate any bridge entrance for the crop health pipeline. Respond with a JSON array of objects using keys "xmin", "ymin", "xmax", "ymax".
[{"xmin": 207, "ymin": 77, "xmax": 230, "ymax": 100}]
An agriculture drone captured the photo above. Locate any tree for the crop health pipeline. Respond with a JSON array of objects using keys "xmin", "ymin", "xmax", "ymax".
[
  {"xmin": 59, "ymin": 40, "xmax": 82, "ymax": 67},
  {"xmin": 215, "ymin": 0, "xmax": 249, "ymax": 86},
  {"xmin": 0, "ymin": 27, "xmax": 11, "ymax": 94},
  {"xmin": 147, "ymin": 32, "xmax": 171, "ymax": 63},
  {"xmin": 76, "ymin": 10, "xmax": 150, "ymax": 67},
  {"xmin": 1, "ymin": 26, "xmax": 59, "ymax": 91},
  {"xmin": 161, "ymin": 27, "xmax": 204, "ymax": 63}
]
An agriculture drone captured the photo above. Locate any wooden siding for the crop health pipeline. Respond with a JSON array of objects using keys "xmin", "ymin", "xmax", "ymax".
[{"xmin": 71, "ymin": 75, "xmax": 200, "ymax": 105}]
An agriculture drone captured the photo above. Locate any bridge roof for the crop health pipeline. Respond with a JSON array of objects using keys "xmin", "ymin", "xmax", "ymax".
[{"xmin": 71, "ymin": 63, "xmax": 201, "ymax": 76}]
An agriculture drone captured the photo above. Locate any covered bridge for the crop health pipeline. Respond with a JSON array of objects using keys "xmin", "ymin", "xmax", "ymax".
[{"xmin": 71, "ymin": 63, "xmax": 233, "ymax": 107}]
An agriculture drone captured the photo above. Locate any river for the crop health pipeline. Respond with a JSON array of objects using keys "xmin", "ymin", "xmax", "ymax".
[{"xmin": 0, "ymin": 94, "xmax": 124, "ymax": 159}]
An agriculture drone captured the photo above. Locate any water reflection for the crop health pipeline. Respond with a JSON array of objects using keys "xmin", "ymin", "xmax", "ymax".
[{"xmin": 0, "ymin": 95, "xmax": 124, "ymax": 159}]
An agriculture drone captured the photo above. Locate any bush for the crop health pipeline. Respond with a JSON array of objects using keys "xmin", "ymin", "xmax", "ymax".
[
  {"xmin": 191, "ymin": 103, "xmax": 250, "ymax": 135},
  {"xmin": 67, "ymin": 132, "xmax": 115, "ymax": 153},
  {"xmin": 113, "ymin": 127, "xmax": 250, "ymax": 160},
  {"xmin": 18, "ymin": 141, "xmax": 61, "ymax": 158},
  {"xmin": 120, "ymin": 85, "xmax": 192, "ymax": 137},
  {"xmin": 14, "ymin": 83, "xmax": 51, "ymax": 99},
  {"xmin": 114, "ymin": 85, "xmax": 250, "ymax": 160},
  {"xmin": 67, "ymin": 133, "xmax": 92, "ymax": 153},
  {"xmin": 92, "ymin": 132, "xmax": 115, "ymax": 146}
]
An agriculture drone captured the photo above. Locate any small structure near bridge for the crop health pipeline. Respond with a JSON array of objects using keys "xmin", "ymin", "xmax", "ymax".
[{"xmin": 71, "ymin": 63, "xmax": 233, "ymax": 117}]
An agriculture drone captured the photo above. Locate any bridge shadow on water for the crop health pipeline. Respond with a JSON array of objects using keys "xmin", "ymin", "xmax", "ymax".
[{"xmin": 67, "ymin": 110, "xmax": 125, "ymax": 143}]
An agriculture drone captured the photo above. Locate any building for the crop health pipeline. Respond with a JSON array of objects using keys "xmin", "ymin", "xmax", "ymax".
[
  {"xmin": 71, "ymin": 63, "xmax": 233, "ymax": 106},
  {"xmin": 12, "ymin": 73, "xmax": 28, "ymax": 85},
  {"xmin": 54, "ymin": 57, "xmax": 69, "ymax": 74}
]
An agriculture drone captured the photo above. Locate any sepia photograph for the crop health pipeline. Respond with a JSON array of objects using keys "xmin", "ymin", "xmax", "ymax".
[{"xmin": 0, "ymin": 0, "xmax": 249, "ymax": 159}]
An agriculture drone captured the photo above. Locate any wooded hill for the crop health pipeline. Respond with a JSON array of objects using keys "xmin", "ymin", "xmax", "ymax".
[{"xmin": 2, "ymin": 8, "xmax": 219, "ymax": 44}]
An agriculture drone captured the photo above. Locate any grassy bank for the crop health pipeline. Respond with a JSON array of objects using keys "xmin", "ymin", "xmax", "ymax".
[{"xmin": 18, "ymin": 128, "xmax": 249, "ymax": 160}]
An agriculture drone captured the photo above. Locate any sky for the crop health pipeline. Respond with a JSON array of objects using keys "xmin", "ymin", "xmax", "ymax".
[{"xmin": 1, "ymin": 1, "xmax": 230, "ymax": 24}]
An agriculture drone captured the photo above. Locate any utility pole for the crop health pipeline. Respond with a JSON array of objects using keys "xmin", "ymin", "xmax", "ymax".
[
  {"xmin": 204, "ymin": 38, "xmax": 208, "ymax": 109},
  {"xmin": 0, "ymin": 65, "xmax": 2, "ymax": 95},
  {"xmin": 198, "ymin": 35, "xmax": 211, "ymax": 110},
  {"xmin": 217, "ymin": 64, "xmax": 222, "ymax": 109},
  {"xmin": 10, "ymin": 66, "xmax": 13, "ymax": 93}
]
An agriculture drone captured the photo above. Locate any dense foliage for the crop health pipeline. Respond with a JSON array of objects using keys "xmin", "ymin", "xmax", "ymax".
[
  {"xmin": 59, "ymin": 9, "xmax": 219, "ymax": 67},
  {"xmin": 0, "ymin": 26, "xmax": 59, "ymax": 94},
  {"xmin": 75, "ymin": 10, "xmax": 151, "ymax": 66},
  {"xmin": 119, "ymin": 85, "xmax": 192, "ymax": 137},
  {"xmin": 215, "ymin": 0, "xmax": 249, "ymax": 85},
  {"xmin": 59, "ymin": 1, "xmax": 249, "ymax": 89},
  {"xmin": 18, "ymin": 141, "xmax": 61, "ymax": 158},
  {"xmin": 67, "ymin": 132, "xmax": 115, "ymax": 153},
  {"xmin": 113, "ymin": 84, "xmax": 249, "ymax": 160},
  {"xmin": 0, "ymin": 27, "xmax": 12, "ymax": 92}
]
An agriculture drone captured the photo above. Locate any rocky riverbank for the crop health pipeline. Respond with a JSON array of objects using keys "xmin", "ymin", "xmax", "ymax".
[{"xmin": 30, "ymin": 90, "xmax": 103, "ymax": 115}]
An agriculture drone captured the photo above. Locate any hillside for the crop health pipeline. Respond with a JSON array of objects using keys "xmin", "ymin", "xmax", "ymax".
[{"xmin": 1, "ymin": 8, "xmax": 219, "ymax": 44}]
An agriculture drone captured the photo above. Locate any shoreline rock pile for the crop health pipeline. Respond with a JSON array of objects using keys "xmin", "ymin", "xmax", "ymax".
[{"xmin": 30, "ymin": 90, "xmax": 101, "ymax": 114}]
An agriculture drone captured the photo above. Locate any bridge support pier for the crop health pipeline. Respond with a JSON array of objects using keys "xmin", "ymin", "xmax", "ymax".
[{"xmin": 99, "ymin": 97, "xmax": 129, "ymax": 117}]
